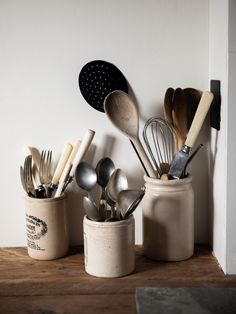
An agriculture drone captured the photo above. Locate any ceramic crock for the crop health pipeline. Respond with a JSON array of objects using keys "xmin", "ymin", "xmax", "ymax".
[
  {"xmin": 83, "ymin": 215, "xmax": 135, "ymax": 278},
  {"xmin": 142, "ymin": 175, "xmax": 194, "ymax": 261},
  {"xmin": 24, "ymin": 194, "xmax": 69, "ymax": 260}
]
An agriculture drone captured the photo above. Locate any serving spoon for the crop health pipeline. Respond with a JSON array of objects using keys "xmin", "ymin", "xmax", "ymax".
[
  {"xmin": 75, "ymin": 162, "xmax": 97, "ymax": 203},
  {"xmin": 106, "ymin": 168, "xmax": 128, "ymax": 220},
  {"xmin": 117, "ymin": 189, "xmax": 145, "ymax": 219},
  {"xmin": 96, "ymin": 157, "xmax": 115, "ymax": 201},
  {"xmin": 83, "ymin": 196, "xmax": 102, "ymax": 221}
]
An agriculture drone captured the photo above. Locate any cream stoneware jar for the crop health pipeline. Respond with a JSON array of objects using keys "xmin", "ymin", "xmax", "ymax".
[
  {"xmin": 24, "ymin": 194, "xmax": 69, "ymax": 260},
  {"xmin": 83, "ymin": 215, "xmax": 135, "ymax": 278},
  {"xmin": 142, "ymin": 175, "xmax": 194, "ymax": 261}
]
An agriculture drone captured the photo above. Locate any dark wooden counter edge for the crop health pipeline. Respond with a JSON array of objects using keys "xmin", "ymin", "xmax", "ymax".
[{"xmin": 0, "ymin": 245, "xmax": 236, "ymax": 314}]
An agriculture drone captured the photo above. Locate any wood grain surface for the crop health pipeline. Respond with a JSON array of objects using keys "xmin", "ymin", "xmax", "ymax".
[{"xmin": 0, "ymin": 246, "xmax": 236, "ymax": 314}]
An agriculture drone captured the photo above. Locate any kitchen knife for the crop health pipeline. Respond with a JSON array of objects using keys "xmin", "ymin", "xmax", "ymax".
[
  {"xmin": 54, "ymin": 162, "xmax": 72, "ymax": 198},
  {"xmin": 168, "ymin": 91, "xmax": 214, "ymax": 179},
  {"xmin": 57, "ymin": 140, "xmax": 82, "ymax": 182},
  {"xmin": 69, "ymin": 129, "xmax": 95, "ymax": 177}
]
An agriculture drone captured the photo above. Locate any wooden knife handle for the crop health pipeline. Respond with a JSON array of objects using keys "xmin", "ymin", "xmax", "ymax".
[
  {"xmin": 51, "ymin": 143, "xmax": 73, "ymax": 185},
  {"xmin": 67, "ymin": 140, "xmax": 82, "ymax": 164},
  {"xmin": 54, "ymin": 162, "xmax": 72, "ymax": 198},
  {"xmin": 185, "ymin": 91, "xmax": 214, "ymax": 148},
  {"xmin": 70, "ymin": 129, "xmax": 95, "ymax": 177}
]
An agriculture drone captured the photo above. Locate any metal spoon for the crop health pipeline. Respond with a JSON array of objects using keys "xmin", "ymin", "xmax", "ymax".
[
  {"xmin": 117, "ymin": 189, "xmax": 145, "ymax": 219},
  {"xmin": 83, "ymin": 196, "xmax": 101, "ymax": 221},
  {"xmin": 95, "ymin": 157, "xmax": 115, "ymax": 219},
  {"xmin": 106, "ymin": 169, "xmax": 128, "ymax": 205},
  {"xmin": 106, "ymin": 168, "xmax": 128, "ymax": 220},
  {"xmin": 75, "ymin": 162, "xmax": 97, "ymax": 203},
  {"xmin": 95, "ymin": 157, "xmax": 115, "ymax": 201},
  {"xmin": 104, "ymin": 90, "xmax": 157, "ymax": 178}
]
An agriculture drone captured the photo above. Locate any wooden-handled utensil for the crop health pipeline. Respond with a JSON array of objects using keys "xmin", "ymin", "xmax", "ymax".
[
  {"xmin": 163, "ymin": 87, "xmax": 174, "ymax": 124},
  {"xmin": 104, "ymin": 90, "xmax": 157, "ymax": 178},
  {"xmin": 54, "ymin": 129, "xmax": 95, "ymax": 197},
  {"xmin": 168, "ymin": 91, "xmax": 214, "ymax": 179},
  {"xmin": 48, "ymin": 143, "xmax": 73, "ymax": 195},
  {"xmin": 172, "ymin": 88, "xmax": 187, "ymax": 150}
]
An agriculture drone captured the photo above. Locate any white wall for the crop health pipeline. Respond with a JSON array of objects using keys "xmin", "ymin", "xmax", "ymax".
[
  {"xmin": 209, "ymin": 0, "xmax": 236, "ymax": 274},
  {"xmin": 209, "ymin": 0, "xmax": 228, "ymax": 272},
  {"xmin": 226, "ymin": 0, "xmax": 236, "ymax": 274},
  {"xmin": 0, "ymin": 0, "xmax": 210, "ymax": 246}
]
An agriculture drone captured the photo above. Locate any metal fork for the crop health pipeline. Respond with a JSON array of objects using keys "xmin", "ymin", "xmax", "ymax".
[
  {"xmin": 23, "ymin": 155, "xmax": 36, "ymax": 197},
  {"xmin": 39, "ymin": 150, "xmax": 52, "ymax": 197}
]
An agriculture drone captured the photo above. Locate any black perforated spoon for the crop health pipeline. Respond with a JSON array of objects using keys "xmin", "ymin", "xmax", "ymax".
[
  {"xmin": 79, "ymin": 60, "xmax": 128, "ymax": 112},
  {"xmin": 78, "ymin": 60, "xmax": 149, "ymax": 176}
]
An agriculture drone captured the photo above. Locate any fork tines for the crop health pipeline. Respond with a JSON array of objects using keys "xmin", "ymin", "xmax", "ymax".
[{"xmin": 39, "ymin": 150, "xmax": 52, "ymax": 197}]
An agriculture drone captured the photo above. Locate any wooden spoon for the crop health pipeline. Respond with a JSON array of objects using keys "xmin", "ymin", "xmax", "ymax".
[
  {"xmin": 163, "ymin": 87, "xmax": 175, "ymax": 124},
  {"xmin": 172, "ymin": 88, "xmax": 187, "ymax": 150},
  {"xmin": 183, "ymin": 88, "xmax": 202, "ymax": 130},
  {"xmin": 104, "ymin": 90, "xmax": 157, "ymax": 178}
]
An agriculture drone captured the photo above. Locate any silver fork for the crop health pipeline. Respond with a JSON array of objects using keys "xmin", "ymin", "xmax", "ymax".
[
  {"xmin": 23, "ymin": 155, "xmax": 36, "ymax": 197},
  {"xmin": 39, "ymin": 150, "xmax": 52, "ymax": 197}
]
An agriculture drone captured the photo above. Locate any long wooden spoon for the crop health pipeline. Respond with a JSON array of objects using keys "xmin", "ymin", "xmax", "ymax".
[
  {"xmin": 172, "ymin": 88, "xmax": 187, "ymax": 150},
  {"xmin": 104, "ymin": 90, "xmax": 157, "ymax": 178},
  {"xmin": 163, "ymin": 87, "xmax": 175, "ymax": 124}
]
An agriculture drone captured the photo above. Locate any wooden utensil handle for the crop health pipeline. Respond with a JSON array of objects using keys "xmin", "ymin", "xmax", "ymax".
[
  {"xmin": 67, "ymin": 140, "xmax": 82, "ymax": 164},
  {"xmin": 185, "ymin": 91, "xmax": 214, "ymax": 148},
  {"xmin": 132, "ymin": 138, "xmax": 158, "ymax": 178},
  {"xmin": 70, "ymin": 129, "xmax": 95, "ymax": 177},
  {"xmin": 51, "ymin": 143, "xmax": 73, "ymax": 185},
  {"xmin": 54, "ymin": 163, "xmax": 72, "ymax": 198}
]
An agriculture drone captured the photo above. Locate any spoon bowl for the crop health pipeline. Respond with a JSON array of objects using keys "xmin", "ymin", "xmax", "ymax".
[
  {"xmin": 104, "ymin": 90, "xmax": 139, "ymax": 138},
  {"xmin": 83, "ymin": 196, "xmax": 101, "ymax": 221},
  {"xmin": 96, "ymin": 157, "xmax": 115, "ymax": 192},
  {"xmin": 75, "ymin": 162, "xmax": 97, "ymax": 202},
  {"xmin": 104, "ymin": 90, "xmax": 157, "ymax": 178},
  {"xmin": 117, "ymin": 189, "xmax": 145, "ymax": 219},
  {"xmin": 106, "ymin": 168, "xmax": 128, "ymax": 205}
]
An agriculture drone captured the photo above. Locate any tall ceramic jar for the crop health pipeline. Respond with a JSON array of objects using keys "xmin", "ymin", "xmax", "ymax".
[{"xmin": 142, "ymin": 175, "xmax": 194, "ymax": 261}]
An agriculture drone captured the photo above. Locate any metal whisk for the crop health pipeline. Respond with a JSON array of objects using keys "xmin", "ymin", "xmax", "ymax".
[{"xmin": 143, "ymin": 117, "xmax": 176, "ymax": 177}]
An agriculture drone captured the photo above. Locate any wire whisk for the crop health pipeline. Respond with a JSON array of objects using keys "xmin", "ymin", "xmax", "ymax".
[{"xmin": 143, "ymin": 117, "xmax": 176, "ymax": 177}]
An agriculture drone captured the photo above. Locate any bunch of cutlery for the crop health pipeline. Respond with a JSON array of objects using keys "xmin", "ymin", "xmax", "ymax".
[
  {"xmin": 20, "ymin": 129, "xmax": 95, "ymax": 198},
  {"xmin": 75, "ymin": 158, "xmax": 145, "ymax": 222}
]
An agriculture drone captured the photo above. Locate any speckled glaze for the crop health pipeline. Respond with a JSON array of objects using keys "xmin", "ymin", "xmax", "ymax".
[
  {"xmin": 24, "ymin": 194, "xmax": 69, "ymax": 260},
  {"xmin": 83, "ymin": 215, "xmax": 135, "ymax": 278},
  {"xmin": 142, "ymin": 175, "xmax": 194, "ymax": 261}
]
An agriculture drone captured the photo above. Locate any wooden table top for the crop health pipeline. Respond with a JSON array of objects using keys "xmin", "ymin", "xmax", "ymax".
[{"xmin": 0, "ymin": 246, "xmax": 236, "ymax": 314}]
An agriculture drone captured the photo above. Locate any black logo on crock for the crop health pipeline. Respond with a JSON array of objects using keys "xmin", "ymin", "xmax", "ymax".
[{"xmin": 26, "ymin": 214, "xmax": 48, "ymax": 240}]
